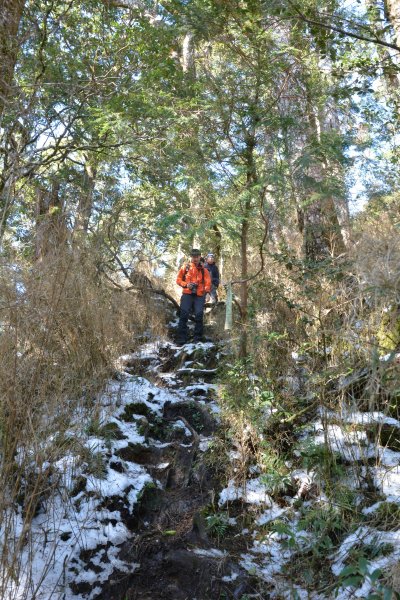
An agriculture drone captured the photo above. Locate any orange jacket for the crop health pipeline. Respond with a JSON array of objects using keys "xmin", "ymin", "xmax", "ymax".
[{"xmin": 177, "ymin": 261, "xmax": 211, "ymax": 296}]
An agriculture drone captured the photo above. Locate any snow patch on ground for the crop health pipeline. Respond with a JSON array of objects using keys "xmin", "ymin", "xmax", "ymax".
[
  {"xmin": 192, "ymin": 547, "xmax": 228, "ymax": 558},
  {"xmin": 172, "ymin": 341, "xmax": 215, "ymax": 358},
  {"xmin": 219, "ymin": 477, "xmax": 272, "ymax": 506},
  {"xmin": 374, "ymin": 464, "xmax": 400, "ymax": 502},
  {"xmin": 1, "ymin": 369, "xmax": 177, "ymax": 599},
  {"xmin": 257, "ymin": 505, "xmax": 289, "ymax": 525}
]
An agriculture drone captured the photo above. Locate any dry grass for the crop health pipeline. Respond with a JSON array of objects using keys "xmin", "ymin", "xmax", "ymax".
[
  {"xmin": 354, "ymin": 204, "xmax": 400, "ymax": 304},
  {"xmin": 0, "ymin": 244, "xmax": 164, "ymax": 598}
]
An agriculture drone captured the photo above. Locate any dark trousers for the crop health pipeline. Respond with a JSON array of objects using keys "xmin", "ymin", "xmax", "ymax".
[{"xmin": 177, "ymin": 293, "xmax": 205, "ymax": 342}]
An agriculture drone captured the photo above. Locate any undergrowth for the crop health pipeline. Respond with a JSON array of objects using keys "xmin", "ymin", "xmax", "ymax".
[{"xmin": 214, "ymin": 198, "xmax": 400, "ymax": 598}]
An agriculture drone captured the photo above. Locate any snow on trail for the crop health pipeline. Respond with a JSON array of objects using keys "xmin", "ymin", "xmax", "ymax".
[{"xmin": 1, "ymin": 342, "xmax": 208, "ymax": 600}]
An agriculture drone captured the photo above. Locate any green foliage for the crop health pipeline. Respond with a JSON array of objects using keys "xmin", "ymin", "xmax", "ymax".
[
  {"xmin": 260, "ymin": 470, "xmax": 291, "ymax": 497},
  {"xmin": 296, "ymin": 439, "xmax": 345, "ymax": 484},
  {"xmin": 269, "ymin": 520, "xmax": 301, "ymax": 550},
  {"xmin": 220, "ymin": 357, "xmax": 276, "ymax": 425},
  {"xmin": 298, "ymin": 504, "xmax": 344, "ymax": 548},
  {"xmin": 345, "ymin": 540, "xmax": 395, "ymax": 565},
  {"xmin": 259, "ymin": 449, "xmax": 291, "ymax": 497},
  {"xmin": 83, "ymin": 452, "xmax": 108, "ymax": 480},
  {"xmin": 205, "ymin": 512, "xmax": 230, "ymax": 540}
]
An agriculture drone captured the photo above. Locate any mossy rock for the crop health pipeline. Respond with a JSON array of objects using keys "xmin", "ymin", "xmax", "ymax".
[
  {"xmin": 98, "ymin": 422, "xmax": 126, "ymax": 440},
  {"xmin": 131, "ymin": 482, "xmax": 164, "ymax": 527},
  {"xmin": 116, "ymin": 444, "xmax": 174, "ymax": 475},
  {"xmin": 71, "ymin": 475, "xmax": 87, "ymax": 497},
  {"xmin": 169, "ymin": 421, "xmax": 192, "ymax": 442},
  {"xmin": 377, "ymin": 308, "xmax": 400, "ymax": 351},
  {"xmin": 84, "ymin": 452, "xmax": 108, "ymax": 479},
  {"xmin": 163, "ymin": 400, "xmax": 216, "ymax": 435},
  {"xmin": 136, "ymin": 415, "xmax": 150, "ymax": 438},
  {"xmin": 147, "ymin": 416, "xmax": 170, "ymax": 441},
  {"xmin": 116, "ymin": 443, "xmax": 151, "ymax": 464},
  {"xmin": 191, "ymin": 361, "xmax": 205, "ymax": 369},
  {"xmin": 121, "ymin": 401, "xmax": 153, "ymax": 421},
  {"xmin": 366, "ymin": 424, "xmax": 400, "ymax": 451},
  {"xmin": 193, "ymin": 347, "xmax": 218, "ymax": 369}
]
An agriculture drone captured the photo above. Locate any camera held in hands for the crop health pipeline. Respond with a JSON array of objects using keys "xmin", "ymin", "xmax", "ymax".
[{"xmin": 189, "ymin": 282, "xmax": 198, "ymax": 295}]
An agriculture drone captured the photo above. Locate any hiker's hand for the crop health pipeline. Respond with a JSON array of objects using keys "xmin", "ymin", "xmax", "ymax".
[{"xmin": 187, "ymin": 283, "xmax": 195, "ymax": 290}]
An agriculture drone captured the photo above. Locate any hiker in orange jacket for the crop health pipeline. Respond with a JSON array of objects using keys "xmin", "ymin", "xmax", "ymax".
[{"xmin": 176, "ymin": 248, "xmax": 211, "ymax": 344}]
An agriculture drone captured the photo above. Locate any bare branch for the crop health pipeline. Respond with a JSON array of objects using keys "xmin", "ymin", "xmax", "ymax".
[
  {"xmin": 100, "ymin": 235, "xmax": 180, "ymax": 311},
  {"xmin": 287, "ymin": 0, "xmax": 400, "ymax": 53}
]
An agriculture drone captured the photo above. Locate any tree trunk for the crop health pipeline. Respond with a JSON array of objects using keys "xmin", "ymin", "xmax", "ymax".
[
  {"xmin": 181, "ymin": 31, "xmax": 197, "ymax": 249},
  {"xmin": 0, "ymin": 0, "xmax": 25, "ymax": 117},
  {"xmin": 238, "ymin": 126, "xmax": 258, "ymax": 357},
  {"xmin": 0, "ymin": 124, "xmax": 27, "ymax": 244},
  {"xmin": 302, "ymin": 104, "xmax": 346, "ymax": 261},
  {"xmin": 76, "ymin": 157, "xmax": 97, "ymax": 232},
  {"xmin": 35, "ymin": 180, "xmax": 68, "ymax": 260},
  {"xmin": 368, "ymin": 0, "xmax": 400, "ymax": 90},
  {"xmin": 212, "ymin": 223, "xmax": 222, "ymax": 260},
  {"xmin": 239, "ymin": 198, "xmax": 251, "ymax": 357},
  {"xmin": 385, "ymin": 0, "xmax": 400, "ymax": 48},
  {"xmin": 180, "ymin": 30, "xmax": 219, "ymax": 253}
]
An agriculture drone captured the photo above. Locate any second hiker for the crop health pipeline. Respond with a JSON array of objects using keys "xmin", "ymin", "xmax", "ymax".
[
  {"xmin": 204, "ymin": 253, "xmax": 220, "ymax": 303},
  {"xmin": 176, "ymin": 249, "xmax": 211, "ymax": 344}
]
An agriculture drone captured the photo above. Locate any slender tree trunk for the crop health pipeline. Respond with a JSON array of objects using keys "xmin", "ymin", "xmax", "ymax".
[
  {"xmin": 0, "ymin": 0, "xmax": 25, "ymax": 242},
  {"xmin": 180, "ymin": 30, "xmax": 220, "ymax": 254},
  {"xmin": 182, "ymin": 31, "xmax": 195, "ymax": 75},
  {"xmin": 366, "ymin": 1, "xmax": 400, "ymax": 91},
  {"xmin": 181, "ymin": 30, "xmax": 199, "ymax": 249},
  {"xmin": 0, "ymin": 0, "xmax": 25, "ymax": 117},
  {"xmin": 0, "ymin": 126, "xmax": 26, "ymax": 244},
  {"xmin": 239, "ymin": 198, "xmax": 251, "ymax": 357},
  {"xmin": 238, "ymin": 125, "xmax": 258, "ymax": 356},
  {"xmin": 0, "ymin": 173, "xmax": 14, "ymax": 244},
  {"xmin": 76, "ymin": 157, "xmax": 97, "ymax": 232},
  {"xmin": 212, "ymin": 223, "xmax": 222, "ymax": 260}
]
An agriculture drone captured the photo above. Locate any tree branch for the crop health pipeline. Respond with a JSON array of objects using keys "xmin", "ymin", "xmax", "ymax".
[
  {"xmin": 287, "ymin": 0, "xmax": 400, "ymax": 52},
  {"xmin": 100, "ymin": 236, "xmax": 180, "ymax": 311}
]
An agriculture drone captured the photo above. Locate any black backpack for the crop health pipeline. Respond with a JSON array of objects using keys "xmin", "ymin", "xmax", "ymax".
[{"xmin": 182, "ymin": 262, "xmax": 205, "ymax": 284}]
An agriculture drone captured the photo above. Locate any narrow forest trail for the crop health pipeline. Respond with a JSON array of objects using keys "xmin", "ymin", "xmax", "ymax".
[
  {"xmin": 61, "ymin": 306, "xmax": 258, "ymax": 600},
  {"xmin": 96, "ymin": 330, "xmax": 257, "ymax": 600}
]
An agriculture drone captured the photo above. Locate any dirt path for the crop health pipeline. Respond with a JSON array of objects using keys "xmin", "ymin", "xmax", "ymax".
[{"xmin": 95, "ymin": 339, "xmax": 258, "ymax": 600}]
